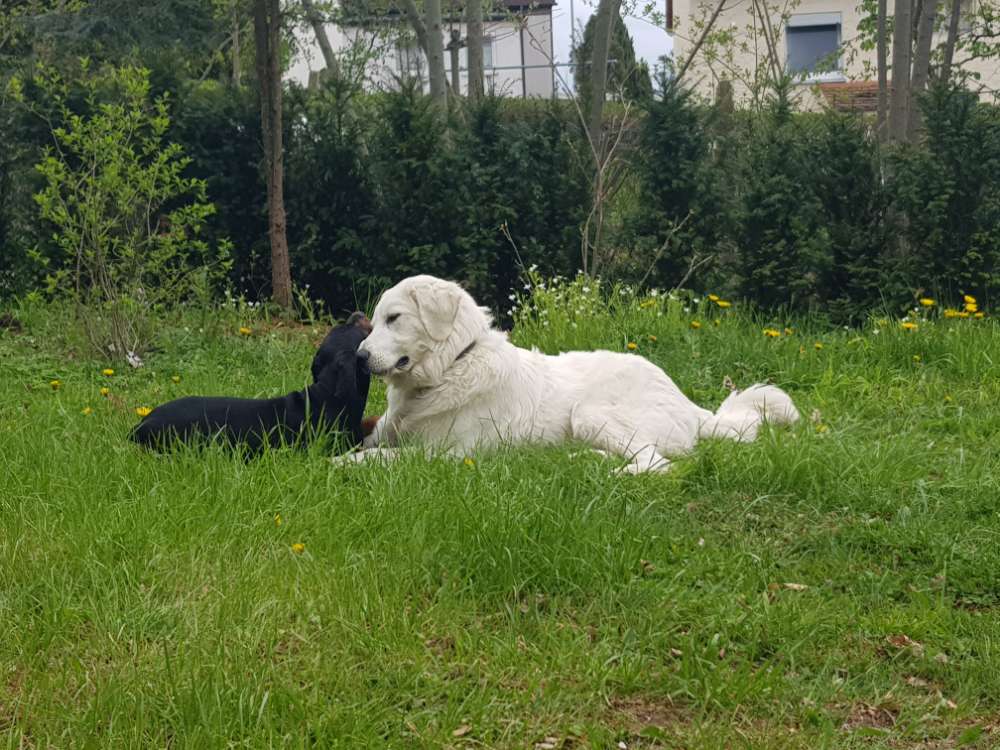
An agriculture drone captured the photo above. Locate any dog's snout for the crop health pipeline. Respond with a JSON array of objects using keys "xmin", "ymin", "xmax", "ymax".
[{"xmin": 356, "ymin": 348, "xmax": 370, "ymax": 362}]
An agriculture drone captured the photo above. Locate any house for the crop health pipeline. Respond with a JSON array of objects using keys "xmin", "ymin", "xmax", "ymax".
[
  {"xmin": 668, "ymin": 0, "xmax": 1000, "ymax": 109},
  {"xmin": 288, "ymin": 0, "xmax": 556, "ymax": 98}
]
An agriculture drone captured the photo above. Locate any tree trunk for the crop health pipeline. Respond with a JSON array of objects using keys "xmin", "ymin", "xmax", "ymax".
[
  {"xmin": 876, "ymin": 0, "xmax": 888, "ymax": 141},
  {"xmin": 447, "ymin": 29, "xmax": 462, "ymax": 93},
  {"xmin": 466, "ymin": 0, "xmax": 485, "ymax": 99},
  {"xmin": 941, "ymin": 0, "xmax": 962, "ymax": 82},
  {"xmin": 254, "ymin": 0, "xmax": 292, "ymax": 309},
  {"xmin": 302, "ymin": 0, "xmax": 340, "ymax": 78},
  {"xmin": 424, "ymin": 0, "xmax": 447, "ymax": 105},
  {"xmin": 888, "ymin": 0, "xmax": 913, "ymax": 143},
  {"xmin": 908, "ymin": 0, "xmax": 938, "ymax": 138},
  {"xmin": 586, "ymin": 0, "xmax": 623, "ymax": 156},
  {"xmin": 401, "ymin": 0, "xmax": 430, "ymax": 55},
  {"xmin": 232, "ymin": 6, "xmax": 242, "ymax": 86}
]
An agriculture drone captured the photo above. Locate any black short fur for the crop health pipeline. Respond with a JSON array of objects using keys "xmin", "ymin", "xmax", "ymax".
[{"xmin": 131, "ymin": 313, "xmax": 371, "ymax": 454}]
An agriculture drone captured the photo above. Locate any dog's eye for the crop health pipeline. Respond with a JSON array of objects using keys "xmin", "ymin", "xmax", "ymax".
[{"xmin": 386, "ymin": 314, "xmax": 400, "ymax": 324}]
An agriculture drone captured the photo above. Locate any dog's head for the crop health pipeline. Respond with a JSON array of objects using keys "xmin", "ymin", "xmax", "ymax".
[
  {"xmin": 358, "ymin": 275, "xmax": 491, "ymax": 388},
  {"xmin": 311, "ymin": 312, "xmax": 372, "ymax": 383}
]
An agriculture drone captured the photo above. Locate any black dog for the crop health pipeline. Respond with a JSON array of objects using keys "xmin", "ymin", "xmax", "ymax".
[{"xmin": 131, "ymin": 312, "xmax": 372, "ymax": 453}]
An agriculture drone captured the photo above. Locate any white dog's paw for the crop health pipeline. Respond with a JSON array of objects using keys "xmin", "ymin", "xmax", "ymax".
[{"xmin": 330, "ymin": 450, "xmax": 369, "ymax": 466}]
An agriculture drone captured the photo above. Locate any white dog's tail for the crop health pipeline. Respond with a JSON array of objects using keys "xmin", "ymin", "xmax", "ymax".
[{"xmin": 698, "ymin": 384, "xmax": 800, "ymax": 443}]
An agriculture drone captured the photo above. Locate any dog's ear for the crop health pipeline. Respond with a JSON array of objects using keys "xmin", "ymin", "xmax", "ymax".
[{"xmin": 409, "ymin": 280, "xmax": 461, "ymax": 342}]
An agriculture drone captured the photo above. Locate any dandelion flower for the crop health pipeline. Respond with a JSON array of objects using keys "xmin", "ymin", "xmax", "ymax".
[
  {"xmin": 814, "ymin": 342, "xmax": 823, "ymax": 350},
  {"xmin": 102, "ymin": 368, "xmax": 114, "ymax": 376},
  {"xmin": 964, "ymin": 294, "xmax": 976, "ymax": 304},
  {"xmin": 816, "ymin": 424, "xmax": 829, "ymax": 434},
  {"xmin": 708, "ymin": 294, "xmax": 720, "ymax": 302},
  {"xmin": 690, "ymin": 321, "xmax": 701, "ymax": 330},
  {"xmin": 648, "ymin": 334, "xmax": 657, "ymax": 342},
  {"xmin": 974, "ymin": 311, "xmax": 985, "ymax": 319},
  {"xmin": 763, "ymin": 328, "xmax": 781, "ymax": 338},
  {"xmin": 919, "ymin": 298, "xmax": 935, "ymax": 307},
  {"xmin": 291, "ymin": 543, "xmax": 305, "ymax": 554},
  {"xmin": 958, "ymin": 311, "xmax": 970, "ymax": 318},
  {"xmin": 965, "ymin": 302, "xmax": 978, "ymax": 313},
  {"xmin": 171, "ymin": 375, "xmax": 181, "ymax": 384},
  {"xmin": 135, "ymin": 406, "xmax": 152, "ymax": 418},
  {"xmin": 913, "ymin": 354, "xmax": 922, "ymax": 362},
  {"xmin": 239, "ymin": 326, "xmax": 252, "ymax": 336},
  {"xmin": 100, "ymin": 387, "xmax": 110, "ymax": 397},
  {"xmin": 81, "ymin": 407, "xmax": 93, "ymax": 416},
  {"xmin": 627, "ymin": 342, "xmax": 638, "ymax": 350},
  {"xmin": 713, "ymin": 319, "xmax": 721, "ymax": 327},
  {"xmin": 784, "ymin": 327, "xmax": 794, "ymax": 336},
  {"xmin": 943, "ymin": 308, "xmax": 959, "ymax": 319},
  {"xmin": 464, "ymin": 457, "xmax": 475, "ymax": 468},
  {"xmin": 49, "ymin": 379, "xmax": 61, "ymax": 390},
  {"xmin": 716, "ymin": 300, "xmax": 732, "ymax": 308},
  {"xmin": 900, "ymin": 321, "xmax": 918, "ymax": 331}
]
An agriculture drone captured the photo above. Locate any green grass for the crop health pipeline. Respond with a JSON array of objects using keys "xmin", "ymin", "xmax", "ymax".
[{"xmin": 1, "ymin": 288, "xmax": 999, "ymax": 749}]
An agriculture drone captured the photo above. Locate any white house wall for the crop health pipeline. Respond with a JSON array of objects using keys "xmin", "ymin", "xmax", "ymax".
[{"xmin": 288, "ymin": 16, "xmax": 555, "ymax": 98}]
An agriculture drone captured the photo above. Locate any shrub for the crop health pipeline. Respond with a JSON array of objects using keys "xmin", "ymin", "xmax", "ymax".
[{"xmin": 25, "ymin": 62, "xmax": 230, "ymax": 358}]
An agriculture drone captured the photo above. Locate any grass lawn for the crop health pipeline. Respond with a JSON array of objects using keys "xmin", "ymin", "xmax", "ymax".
[{"xmin": 1, "ymin": 285, "xmax": 998, "ymax": 749}]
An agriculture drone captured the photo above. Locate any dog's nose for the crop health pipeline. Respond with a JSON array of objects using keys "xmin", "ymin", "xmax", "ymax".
[{"xmin": 356, "ymin": 348, "xmax": 370, "ymax": 363}]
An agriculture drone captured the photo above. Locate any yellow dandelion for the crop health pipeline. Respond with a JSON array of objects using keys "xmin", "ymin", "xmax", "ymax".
[
  {"xmin": 784, "ymin": 327, "xmax": 794, "ymax": 336},
  {"xmin": 798, "ymin": 345, "xmax": 805, "ymax": 355},
  {"xmin": 49, "ymin": 379, "xmax": 61, "ymax": 390},
  {"xmin": 239, "ymin": 326, "xmax": 252, "ymax": 336},
  {"xmin": 291, "ymin": 542, "xmax": 305, "ymax": 554},
  {"xmin": 463, "ymin": 457, "xmax": 475, "ymax": 468},
  {"xmin": 814, "ymin": 342, "xmax": 823, "ymax": 350},
  {"xmin": 135, "ymin": 406, "xmax": 152, "ymax": 418},
  {"xmin": 274, "ymin": 514, "xmax": 282, "ymax": 527},
  {"xmin": 81, "ymin": 407, "xmax": 93, "ymax": 416},
  {"xmin": 913, "ymin": 354, "xmax": 922, "ymax": 362},
  {"xmin": 974, "ymin": 311, "xmax": 985, "ymax": 319},
  {"xmin": 943, "ymin": 308, "xmax": 959, "ymax": 319},
  {"xmin": 171, "ymin": 375, "xmax": 181, "ymax": 384},
  {"xmin": 101, "ymin": 368, "xmax": 114, "ymax": 376},
  {"xmin": 900, "ymin": 321, "xmax": 918, "ymax": 331},
  {"xmin": 763, "ymin": 328, "xmax": 781, "ymax": 338},
  {"xmin": 627, "ymin": 341, "xmax": 638, "ymax": 350},
  {"xmin": 713, "ymin": 319, "xmax": 721, "ymax": 327},
  {"xmin": 100, "ymin": 387, "xmax": 110, "ymax": 397},
  {"xmin": 958, "ymin": 311, "xmax": 970, "ymax": 318},
  {"xmin": 965, "ymin": 302, "xmax": 978, "ymax": 313},
  {"xmin": 919, "ymin": 298, "xmax": 935, "ymax": 307},
  {"xmin": 690, "ymin": 321, "xmax": 701, "ymax": 330},
  {"xmin": 716, "ymin": 300, "xmax": 732, "ymax": 308},
  {"xmin": 964, "ymin": 294, "xmax": 976, "ymax": 304},
  {"xmin": 648, "ymin": 334, "xmax": 657, "ymax": 342},
  {"xmin": 816, "ymin": 424, "xmax": 829, "ymax": 434},
  {"xmin": 708, "ymin": 294, "xmax": 720, "ymax": 302}
]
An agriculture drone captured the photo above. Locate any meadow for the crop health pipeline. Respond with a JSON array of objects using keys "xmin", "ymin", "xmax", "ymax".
[{"xmin": 1, "ymin": 280, "xmax": 998, "ymax": 749}]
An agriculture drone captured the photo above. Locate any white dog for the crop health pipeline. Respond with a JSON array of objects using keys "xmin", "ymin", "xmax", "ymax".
[{"xmin": 342, "ymin": 275, "xmax": 800, "ymax": 473}]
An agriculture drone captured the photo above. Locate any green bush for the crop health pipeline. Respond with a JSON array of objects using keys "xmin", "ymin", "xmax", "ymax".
[
  {"xmin": 890, "ymin": 84, "xmax": 1000, "ymax": 304},
  {"xmin": 25, "ymin": 63, "xmax": 230, "ymax": 358}
]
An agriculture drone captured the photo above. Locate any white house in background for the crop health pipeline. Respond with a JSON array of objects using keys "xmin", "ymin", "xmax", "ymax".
[
  {"xmin": 670, "ymin": 0, "xmax": 1000, "ymax": 110},
  {"xmin": 288, "ymin": 0, "xmax": 556, "ymax": 98}
]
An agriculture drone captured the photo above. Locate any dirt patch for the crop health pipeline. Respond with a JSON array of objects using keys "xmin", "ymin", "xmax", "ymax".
[
  {"xmin": 609, "ymin": 695, "xmax": 692, "ymax": 732},
  {"xmin": 841, "ymin": 702, "xmax": 899, "ymax": 731}
]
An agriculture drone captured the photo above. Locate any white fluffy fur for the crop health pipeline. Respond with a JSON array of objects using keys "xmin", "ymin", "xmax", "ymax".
[{"xmin": 340, "ymin": 275, "xmax": 800, "ymax": 473}]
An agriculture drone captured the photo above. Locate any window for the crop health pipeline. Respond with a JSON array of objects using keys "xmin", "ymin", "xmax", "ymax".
[
  {"xmin": 481, "ymin": 38, "xmax": 493, "ymax": 70},
  {"xmin": 786, "ymin": 13, "xmax": 842, "ymax": 80},
  {"xmin": 397, "ymin": 41, "xmax": 425, "ymax": 78}
]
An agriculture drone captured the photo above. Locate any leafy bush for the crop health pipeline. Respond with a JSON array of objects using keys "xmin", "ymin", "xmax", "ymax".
[
  {"xmin": 890, "ymin": 84, "xmax": 1000, "ymax": 304},
  {"xmin": 24, "ymin": 63, "xmax": 230, "ymax": 358}
]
